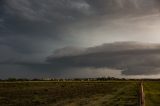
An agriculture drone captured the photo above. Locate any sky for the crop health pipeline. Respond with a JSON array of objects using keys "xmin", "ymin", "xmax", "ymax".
[{"xmin": 1, "ymin": 0, "xmax": 160, "ymax": 79}]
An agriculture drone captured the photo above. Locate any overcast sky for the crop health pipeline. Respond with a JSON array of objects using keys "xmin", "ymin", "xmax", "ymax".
[{"xmin": 1, "ymin": 0, "xmax": 160, "ymax": 79}]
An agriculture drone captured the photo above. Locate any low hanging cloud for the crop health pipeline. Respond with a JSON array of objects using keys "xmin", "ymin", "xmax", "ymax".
[
  {"xmin": 1, "ymin": 0, "xmax": 160, "ymax": 78},
  {"xmin": 46, "ymin": 42, "xmax": 160, "ymax": 75}
]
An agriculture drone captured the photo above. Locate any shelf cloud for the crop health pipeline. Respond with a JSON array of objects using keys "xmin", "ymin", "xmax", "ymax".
[
  {"xmin": 46, "ymin": 42, "xmax": 160, "ymax": 75},
  {"xmin": 1, "ymin": 0, "xmax": 160, "ymax": 78}
]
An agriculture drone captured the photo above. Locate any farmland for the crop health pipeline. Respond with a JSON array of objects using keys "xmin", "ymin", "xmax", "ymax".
[
  {"xmin": 143, "ymin": 81, "xmax": 160, "ymax": 106},
  {"xmin": 0, "ymin": 81, "xmax": 139, "ymax": 106}
]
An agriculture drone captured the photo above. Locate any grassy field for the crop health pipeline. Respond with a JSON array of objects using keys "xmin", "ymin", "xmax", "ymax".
[
  {"xmin": 0, "ymin": 81, "xmax": 139, "ymax": 106},
  {"xmin": 144, "ymin": 81, "xmax": 160, "ymax": 106}
]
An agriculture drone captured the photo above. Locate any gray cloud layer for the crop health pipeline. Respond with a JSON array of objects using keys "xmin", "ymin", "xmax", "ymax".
[
  {"xmin": 1, "ymin": 0, "xmax": 160, "ymax": 78},
  {"xmin": 46, "ymin": 42, "xmax": 160, "ymax": 75}
]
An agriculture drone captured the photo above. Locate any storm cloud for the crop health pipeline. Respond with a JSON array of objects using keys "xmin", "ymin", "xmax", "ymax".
[
  {"xmin": 1, "ymin": 0, "xmax": 160, "ymax": 78},
  {"xmin": 46, "ymin": 42, "xmax": 160, "ymax": 75}
]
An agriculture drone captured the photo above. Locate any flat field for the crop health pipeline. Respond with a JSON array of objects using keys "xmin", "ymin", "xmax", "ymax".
[
  {"xmin": 0, "ymin": 81, "xmax": 139, "ymax": 106},
  {"xmin": 144, "ymin": 81, "xmax": 160, "ymax": 106}
]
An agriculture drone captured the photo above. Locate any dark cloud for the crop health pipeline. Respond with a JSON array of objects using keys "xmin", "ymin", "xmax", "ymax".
[
  {"xmin": 3, "ymin": 0, "xmax": 92, "ymax": 36},
  {"xmin": 1, "ymin": 0, "xmax": 160, "ymax": 78},
  {"xmin": 0, "ymin": 0, "xmax": 94, "ymax": 61},
  {"xmin": 46, "ymin": 42, "xmax": 160, "ymax": 75},
  {"xmin": 86, "ymin": 0, "xmax": 160, "ymax": 16}
]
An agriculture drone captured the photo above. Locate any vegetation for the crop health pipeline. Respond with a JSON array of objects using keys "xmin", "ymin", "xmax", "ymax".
[
  {"xmin": 1, "ymin": 77, "xmax": 128, "ymax": 81},
  {"xmin": 0, "ymin": 81, "xmax": 139, "ymax": 106},
  {"xmin": 144, "ymin": 81, "xmax": 160, "ymax": 106}
]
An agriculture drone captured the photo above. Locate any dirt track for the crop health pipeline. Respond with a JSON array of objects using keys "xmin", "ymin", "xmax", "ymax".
[{"xmin": 140, "ymin": 82, "xmax": 145, "ymax": 106}]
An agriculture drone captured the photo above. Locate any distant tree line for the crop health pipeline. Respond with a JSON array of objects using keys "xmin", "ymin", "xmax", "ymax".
[
  {"xmin": 0, "ymin": 77, "xmax": 125, "ymax": 81},
  {"xmin": 0, "ymin": 77, "xmax": 160, "ymax": 82}
]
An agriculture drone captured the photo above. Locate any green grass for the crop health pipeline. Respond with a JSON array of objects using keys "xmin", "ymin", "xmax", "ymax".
[
  {"xmin": 0, "ymin": 81, "xmax": 139, "ymax": 106},
  {"xmin": 144, "ymin": 81, "xmax": 160, "ymax": 106}
]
